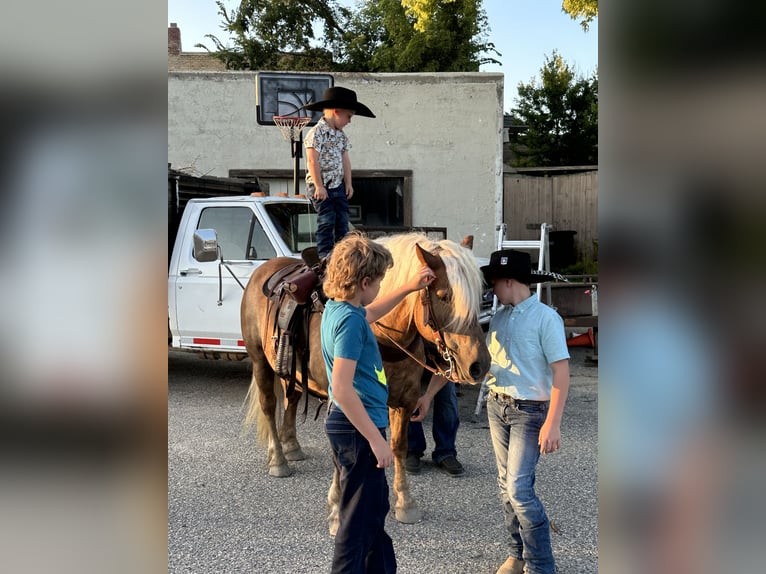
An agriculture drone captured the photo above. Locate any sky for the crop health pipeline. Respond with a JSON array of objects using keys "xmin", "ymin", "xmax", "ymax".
[{"xmin": 167, "ymin": 0, "xmax": 598, "ymax": 113}]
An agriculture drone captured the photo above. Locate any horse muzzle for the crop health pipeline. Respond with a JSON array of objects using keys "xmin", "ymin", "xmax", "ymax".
[{"xmin": 446, "ymin": 335, "xmax": 491, "ymax": 384}]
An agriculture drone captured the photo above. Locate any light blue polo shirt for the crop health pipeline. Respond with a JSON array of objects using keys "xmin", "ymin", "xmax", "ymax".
[{"xmin": 485, "ymin": 294, "xmax": 570, "ymax": 401}]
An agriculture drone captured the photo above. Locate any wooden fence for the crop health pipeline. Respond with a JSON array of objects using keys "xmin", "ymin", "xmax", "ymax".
[{"xmin": 502, "ymin": 170, "xmax": 598, "ymax": 267}]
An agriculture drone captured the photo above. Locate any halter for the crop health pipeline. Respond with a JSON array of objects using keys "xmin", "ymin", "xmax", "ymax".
[
  {"xmin": 375, "ymin": 285, "xmax": 459, "ymax": 382},
  {"xmin": 420, "ymin": 287, "xmax": 458, "ymax": 380}
]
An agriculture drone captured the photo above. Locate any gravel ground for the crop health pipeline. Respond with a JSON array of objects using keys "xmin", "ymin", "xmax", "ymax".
[{"xmin": 168, "ymin": 347, "xmax": 597, "ymax": 573}]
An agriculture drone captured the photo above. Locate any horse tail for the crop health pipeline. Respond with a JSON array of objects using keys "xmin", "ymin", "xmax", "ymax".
[{"xmin": 243, "ymin": 370, "xmax": 285, "ymax": 446}]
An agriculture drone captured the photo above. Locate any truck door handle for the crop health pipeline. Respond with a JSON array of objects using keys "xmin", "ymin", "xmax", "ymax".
[{"xmin": 179, "ymin": 268, "xmax": 203, "ymax": 276}]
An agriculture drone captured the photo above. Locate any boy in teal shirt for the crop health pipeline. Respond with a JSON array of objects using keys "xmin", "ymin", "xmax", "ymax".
[{"xmin": 322, "ymin": 232, "xmax": 434, "ymax": 573}]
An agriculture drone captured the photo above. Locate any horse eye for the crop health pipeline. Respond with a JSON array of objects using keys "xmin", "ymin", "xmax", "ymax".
[{"xmin": 436, "ymin": 288, "xmax": 452, "ymax": 302}]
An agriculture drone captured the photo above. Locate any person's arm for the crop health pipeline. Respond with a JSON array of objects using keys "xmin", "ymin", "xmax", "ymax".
[
  {"xmin": 539, "ymin": 358, "xmax": 570, "ymax": 454},
  {"xmin": 342, "ymin": 150, "xmax": 353, "ymax": 199},
  {"xmin": 331, "ymin": 357, "xmax": 393, "ymax": 468},
  {"xmin": 306, "ymin": 148, "xmax": 327, "ymax": 201},
  {"xmin": 410, "ymin": 374, "xmax": 449, "ymax": 422},
  {"xmin": 365, "ymin": 266, "xmax": 435, "ymax": 324}
]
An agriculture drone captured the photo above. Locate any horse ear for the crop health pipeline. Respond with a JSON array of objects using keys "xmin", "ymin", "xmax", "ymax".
[
  {"xmin": 415, "ymin": 243, "xmax": 444, "ymax": 271},
  {"xmin": 460, "ymin": 235, "xmax": 474, "ymax": 250}
]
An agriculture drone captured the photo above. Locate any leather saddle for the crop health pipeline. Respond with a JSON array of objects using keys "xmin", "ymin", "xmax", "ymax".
[
  {"xmin": 262, "ymin": 247, "xmax": 326, "ymax": 388},
  {"xmin": 262, "ymin": 246, "xmax": 323, "ymax": 304}
]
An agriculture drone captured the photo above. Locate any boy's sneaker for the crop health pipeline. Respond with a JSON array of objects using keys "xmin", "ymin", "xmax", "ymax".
[
  {"xmin": 436, "ymin": 455, "xmax": 464, "ymax": 476},
  {"xmin": 405, "ymin": 453, "xmax": 421, "ymax": 474}
]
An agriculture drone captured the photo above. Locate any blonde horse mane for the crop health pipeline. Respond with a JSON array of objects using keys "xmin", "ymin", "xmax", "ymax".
[{"xmin": 375, "ymin": 233, "xmax": 483, "ymax": 332}]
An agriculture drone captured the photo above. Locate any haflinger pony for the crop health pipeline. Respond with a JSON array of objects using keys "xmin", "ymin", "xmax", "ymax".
[{"xmin": 241, "ymin": 233, "xmax": 490, "ymax": 533}]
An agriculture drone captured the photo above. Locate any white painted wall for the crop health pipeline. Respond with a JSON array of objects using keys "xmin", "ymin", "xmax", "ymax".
[{"xmin": 168, "ymin": 71, "xmax": 503, "ymax": 257}]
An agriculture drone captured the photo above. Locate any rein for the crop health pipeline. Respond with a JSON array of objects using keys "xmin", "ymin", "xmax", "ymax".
[{"xmin": 375, "ymin": 286, "xmax": 459, "ymax": 382}]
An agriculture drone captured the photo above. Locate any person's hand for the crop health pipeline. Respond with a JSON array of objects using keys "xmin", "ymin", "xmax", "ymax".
[
  {"xmin": 370, "ymin": 436, "xmax": 394, "ymax": 468},
  {"xmin": 410, "ymin": 395, "xmax": 433, "ymax": 422},
  {"xmin": 538, "ymin": 421, "xmax": 561, "ymax": 454},
  {"xmin": 345, "ymin": 185, "xmax": 354, "ymax": 199},
  {"xmin": 314, "ymin": 185, "xmax": 328, "ymax": 201},
  {"xmin": 408, "ymin": 265, "xmax": 435, "ymax": 292}
]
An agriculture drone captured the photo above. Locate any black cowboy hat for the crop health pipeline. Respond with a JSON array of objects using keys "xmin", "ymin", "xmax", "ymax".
[
  {"xmin": 480, "ymin": 249, "xmax": 567, "ymax": 285},
  {"xmin": 302, "ymin": 86, "xmax": 376, "ymax": 118}
]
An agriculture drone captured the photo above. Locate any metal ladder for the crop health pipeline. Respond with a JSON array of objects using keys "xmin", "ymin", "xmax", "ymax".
[
  {"xmin": 493, "ymin": 222, "xmax": 553, "ymax": 308},
  {"xmin": 472, "ymin": 223, "xmax": 553, "ymax": 420}
]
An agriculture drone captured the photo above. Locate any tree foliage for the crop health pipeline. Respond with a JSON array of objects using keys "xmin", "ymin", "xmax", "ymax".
[
  {"xmin": 561, "ymin": 0, "xmax": 598, "ymax": 31},
  {"xmin": 200, "ymin": 0, "xmax": 499, "ymax": 72},
  {"xmin": 509, "ymin": 52, "xmax": 598, "ymax": 168},
  {"xmin": 341, "ymin": 0, "xmax": 499, "ymax": 72},
  {"xmin": 199, "ymin": 0, "xmax": 350, "ymax": 70}
]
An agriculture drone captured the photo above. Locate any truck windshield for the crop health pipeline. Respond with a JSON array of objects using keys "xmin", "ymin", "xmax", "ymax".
[{"xmin": 264, "ymin": 202, "xmax": 319, "ymax": 254}]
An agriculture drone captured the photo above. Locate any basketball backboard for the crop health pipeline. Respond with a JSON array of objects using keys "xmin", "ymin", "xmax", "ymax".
[{"xmin": 255, "ymin": 72, "xmax": 334, "ymax": 126}]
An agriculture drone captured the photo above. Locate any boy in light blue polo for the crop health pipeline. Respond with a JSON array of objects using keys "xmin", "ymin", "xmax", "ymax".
[{"xmin": 481, "ymin": 249, "xmax": 570, "ymax": 574}]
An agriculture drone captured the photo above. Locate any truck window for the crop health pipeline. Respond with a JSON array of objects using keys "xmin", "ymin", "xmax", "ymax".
[
  {"xmin": 264, "ymin": 203, "xmax": 318, "ymax": 253},
  {"xmin": 246, "ymin": 216, "xmax": 277, "ymax": 260},
  {"xmin": 197, "ymin": 206, "xmax": 276, "ymax": 261}
]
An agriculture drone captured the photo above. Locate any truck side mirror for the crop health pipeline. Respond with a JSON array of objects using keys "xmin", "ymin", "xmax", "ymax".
[{"xmin": 193, "ymin": 229, "xmax": 219, "ymax": 262}]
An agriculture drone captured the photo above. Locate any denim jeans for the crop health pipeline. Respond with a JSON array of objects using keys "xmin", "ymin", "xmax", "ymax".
[
  {"xmin": 309, "ymin": 182, "xmax": 349, "ymax": 258},
  {"xmin": 408, "ymin": 379, "xmax": 459, "ymax": 463},
  {"xmin": 487, "ymin": 394, "xmax": 555, "ymax": 574},
  {"xmin": 325, "ymin": 406, "xmax": 397, "ymax": 574}
]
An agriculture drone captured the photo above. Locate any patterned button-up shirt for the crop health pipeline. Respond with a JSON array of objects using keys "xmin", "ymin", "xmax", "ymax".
[{"xmin": 303, "ymin": 117, "xmax": 351, "ymax": 189}]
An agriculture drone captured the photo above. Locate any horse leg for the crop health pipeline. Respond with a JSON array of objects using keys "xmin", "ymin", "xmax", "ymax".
[
  {"xmin": 280, "ymin": 389, "xmax": 306, "ymax": 461},
  {"xmin": 389, "ymin": 406, "xmax": 423, "ymax": 524},
  {"xmin": 251, "ymin": 351, "xmax": 292, "ymax": 478},
  {"xmin": 327, "ymin": 464, "xmax": 341, "ymax": 536}
]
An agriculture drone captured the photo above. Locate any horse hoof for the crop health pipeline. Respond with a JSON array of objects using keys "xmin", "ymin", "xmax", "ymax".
[
  {"xmin": 394, "ymin": 506, "xmax": 423, "ymax": 524},
  {"xmin": 268, "ymin": 464, "xmax": 292, "ymax": 478},
  {"xmin": 284, "ymin": 447, "xmax": 307, "ymax": 461}
]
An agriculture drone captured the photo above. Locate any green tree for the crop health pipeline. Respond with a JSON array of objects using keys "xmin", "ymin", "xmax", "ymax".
[
  {"xmin": 199, "ymin": 0, "xmax": 351, "ymax": 70},
  {"xmin": 201, "ymin": 0, "xmax": 498, "ymax": 72},
  {"xmin": 561, "ymin": 0, "xmax": 598, "ymax": 31},
  {"xmin": 339, "ymin": 0, "xmax": 498, "ymax": 72},
  {"xmin": 509, "ymin": 52, "xmax": 598, "ymax": 168}
]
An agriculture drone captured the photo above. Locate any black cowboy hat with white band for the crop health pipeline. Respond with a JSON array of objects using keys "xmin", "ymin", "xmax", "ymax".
[
  {"xmin": 302, "ymin": 86, "xmax": 376, "ymax": 118},
  {"xmin": 480, "ymin": 249, "xmax": 567, "ymax": 285}
]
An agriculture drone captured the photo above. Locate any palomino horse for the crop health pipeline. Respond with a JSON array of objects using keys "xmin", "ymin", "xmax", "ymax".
[{"xmin": 241, "ymin": 233, "xmax": 490, "ymax": 532}]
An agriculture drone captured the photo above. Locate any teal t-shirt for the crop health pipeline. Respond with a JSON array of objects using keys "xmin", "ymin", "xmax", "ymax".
[{"xmin": 321, "ymin": 299, "xmax": 389, "ymax": 428}]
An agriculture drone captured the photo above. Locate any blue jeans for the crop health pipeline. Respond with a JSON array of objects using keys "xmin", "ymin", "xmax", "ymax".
[
  {"xmin": 309, "ymin": 182, "xmax": 349, "ymax": 258},
  {"xmin": 325, "ymin": 406, "xmax": 397, "ymax": 574},
  {"xmin": 487, "ymin": 394, "xmax": 555, "ymax": 574},
  {"xmin": 408, "ymin": 379, "xmax": 459, "ymax": 463}
]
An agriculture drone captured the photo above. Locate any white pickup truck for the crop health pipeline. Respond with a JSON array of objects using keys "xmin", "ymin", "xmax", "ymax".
[
  {"xmin": 168, "ymin": 194, "xmax": 492, "ymax": 360},
  {"xmin": 168, "ymin": 194, "xmax": 319, "ymax": 359}
]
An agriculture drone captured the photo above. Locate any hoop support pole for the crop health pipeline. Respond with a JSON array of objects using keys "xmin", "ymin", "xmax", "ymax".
[{"xmin": 292, "ymin": 131, "xmax": 303, "ymax": 196}]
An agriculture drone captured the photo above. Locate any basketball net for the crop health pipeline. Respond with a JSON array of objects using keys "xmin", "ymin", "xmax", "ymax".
[{"xmin": 274, "ymin": 115, "xmax": 311, "ymax": 142}]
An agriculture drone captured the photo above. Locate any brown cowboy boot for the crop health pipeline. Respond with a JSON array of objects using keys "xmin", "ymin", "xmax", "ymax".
[{"xmin": 496, "ymin": 556, "xmax": 525, "ymax": 574}]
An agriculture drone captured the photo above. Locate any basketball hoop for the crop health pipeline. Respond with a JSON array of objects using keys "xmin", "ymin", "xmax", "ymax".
[{"xmin": 274, "ymin": 115, "xmax": 311, "ymax": 142}]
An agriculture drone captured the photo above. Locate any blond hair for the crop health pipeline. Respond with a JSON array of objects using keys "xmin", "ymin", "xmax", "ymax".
[
  {"xmin": 376, "ymin": 233, "xmax": 483, "ymax": 331},
  {"xmin": 323, "ymin": 232, "xmax": 394, "ymax": 300}
]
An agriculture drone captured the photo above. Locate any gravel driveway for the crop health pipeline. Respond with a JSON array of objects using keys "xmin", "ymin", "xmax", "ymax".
[{"xmin": 169, "ymin": 347, "xmax": 597, "ymax": 573}]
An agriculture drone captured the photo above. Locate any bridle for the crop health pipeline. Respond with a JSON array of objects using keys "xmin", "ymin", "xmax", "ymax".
[{"xmin": 375, "ymin": 285, "xmax": 460, "ymax": 382}]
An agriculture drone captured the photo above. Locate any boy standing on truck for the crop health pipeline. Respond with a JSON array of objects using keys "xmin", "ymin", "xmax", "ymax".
[{"xmin": 303, "ymin": 86, "xmax": 375, "ymax": 259}]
